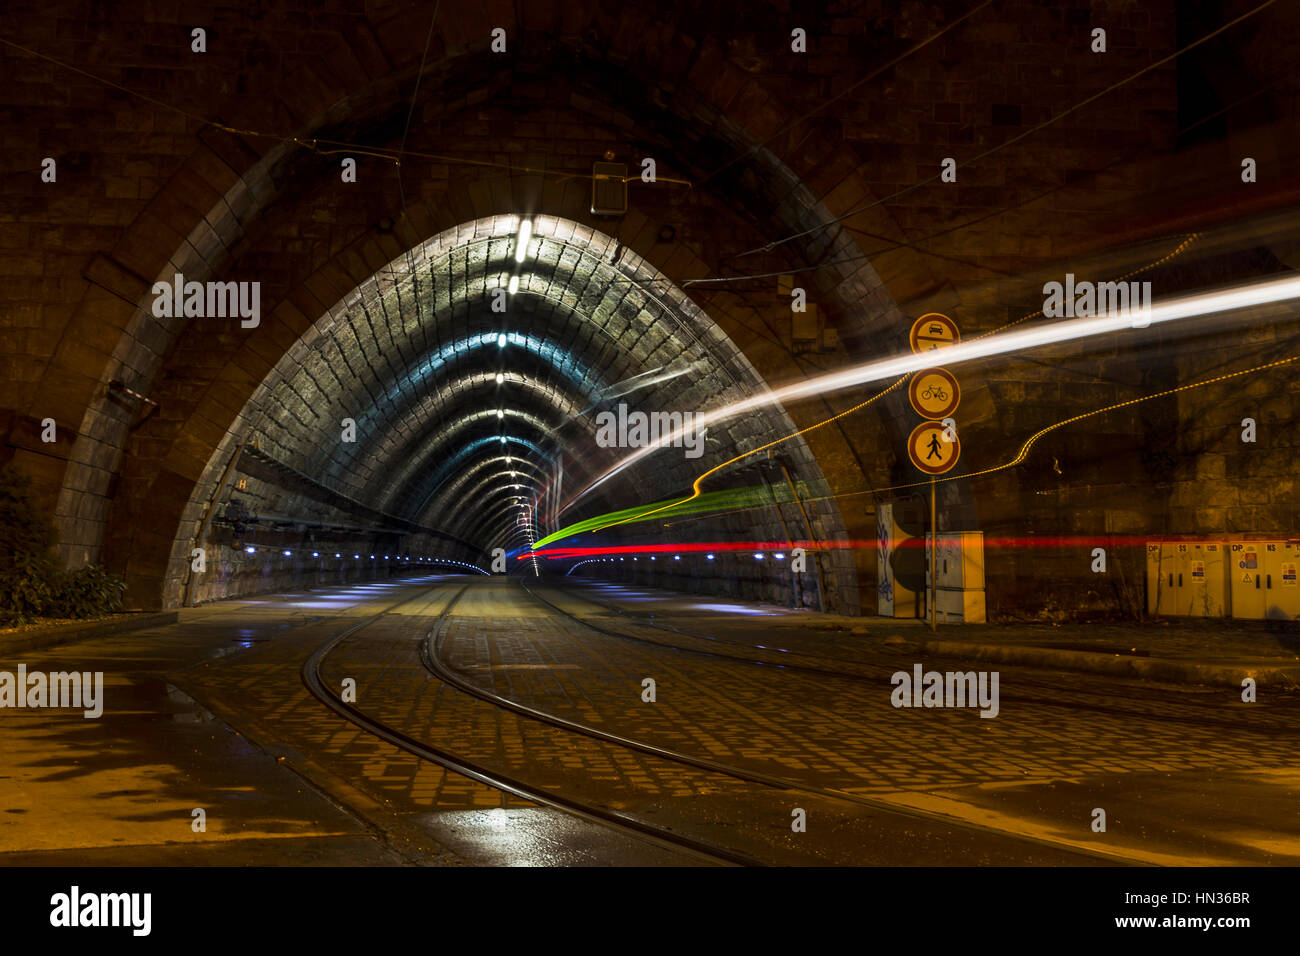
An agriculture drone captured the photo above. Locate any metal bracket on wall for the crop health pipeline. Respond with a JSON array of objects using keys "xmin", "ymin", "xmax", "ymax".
[{"xmin": 106, "ymin": 380, "xmax": 158, "ymax": 431}]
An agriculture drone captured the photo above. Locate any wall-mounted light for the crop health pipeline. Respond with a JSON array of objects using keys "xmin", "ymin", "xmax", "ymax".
[{"xmin": 508, "ymin": 275, "xmax": 519, "ymax": 294}]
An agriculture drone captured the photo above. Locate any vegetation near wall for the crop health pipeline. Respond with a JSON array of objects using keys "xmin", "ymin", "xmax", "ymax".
[{"xmin": 0, "ymin": 464, "xmax": 125, "ymax": 626}]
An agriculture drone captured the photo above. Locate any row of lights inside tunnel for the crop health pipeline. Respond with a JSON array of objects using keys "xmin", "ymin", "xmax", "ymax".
[
  {"xmin": 235, "ymin": 546, "xmax": 486, "ymax": 574},
  {"xmin": 501, "ymin": 217, "xmax": 538, "ymax": 577},
  {"xmin": 233, "ymin": 547, "xmax": 787, "ymax": 561}
]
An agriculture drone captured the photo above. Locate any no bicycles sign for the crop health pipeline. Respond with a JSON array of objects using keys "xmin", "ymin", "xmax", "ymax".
[{"xmin": 908, "ymin": 367, "xmax": 960, "ymax": 420}]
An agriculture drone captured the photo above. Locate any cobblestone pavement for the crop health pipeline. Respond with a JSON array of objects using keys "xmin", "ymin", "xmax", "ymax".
[
  {"xmin": 527, "ymin": 583, "xmax": 1298, "ymax": 727},
  {"xmin": 431, "ymin": 579, "xmax": 1300, "ymax": 864},
  {"xmin": 567, "ymin": 581, "xmax": 1300, "ymax": 669},
  {"xmin": 9, "ymin": 575, "xmax": 1295, "ymax": 865},
  {"xmin": 304, "ymin": 583, "xmax": 1097, "ymax": 864},
  {"xmin": 171, "ymin": 579, "xmax": 695, "ymax": 865}
]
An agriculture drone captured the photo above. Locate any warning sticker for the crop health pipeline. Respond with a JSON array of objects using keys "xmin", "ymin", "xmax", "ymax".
[
  {"xmin": 1240, "ymin": 550, "xmax": 1258, "ymax": 570},
  {"xmin": 1242, "ymin": 572, "xmax": 1254, "ymax": 584},
  {"xmin": 1283, "ymin": 563, "xmax": 1297, "ymax": 587},
  {"xmin": 1191, "ymin": 561, "xmax": 1205, "ymax": 582}
]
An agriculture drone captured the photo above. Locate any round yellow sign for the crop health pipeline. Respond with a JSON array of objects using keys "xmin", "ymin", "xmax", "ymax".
[
  {"xmin": 909, "ymin": 313, "xmax": 959, "ymax": 353},
  {"xmin": 908, "ymin": 367, "xmax": 960, "ymax": 420},
  {"xmin": 907, "ymin": 420, "xmax": 960, "ymax": 475}
]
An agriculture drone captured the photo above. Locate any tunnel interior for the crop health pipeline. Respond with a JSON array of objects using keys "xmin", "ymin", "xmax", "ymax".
[
  {"xmin": 170, "ymin": 213, "xmax": 855, "ymax": 609},
  {"xmin": 6, "ymin": 0, "xmax": 1300, "ymax": 885},
  {"xmin": 3, "ymin": 0, "xmax": 1298, "ymax": 624}
]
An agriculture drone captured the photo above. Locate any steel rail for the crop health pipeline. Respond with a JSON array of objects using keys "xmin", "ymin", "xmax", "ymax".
[
  {"xmin": 301, "ymin": 578, "xmax": 759, "ymax": 866},
  {"xmin": 426, "ymin": 579, "xmax": 1140, "ymax": 865}
]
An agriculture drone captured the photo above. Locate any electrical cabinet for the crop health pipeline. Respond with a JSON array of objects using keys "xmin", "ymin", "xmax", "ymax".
[
  {"xmin": 928, "ymin": 531, "xmax": 987, "ymax": 623},
  {"xmin": 590, "ymin": 161, "xmax": 628, "ymax": 215},
  {"xmin": 1145, "ymin": 542, "xmax": 1226, "ymax": 618},
  {"xmin": 1268, "ymin": 543, "xmax": 1300, "ymax": 620},
  {"xmin": 1230, "ymin": 541, "xmax": 1300, "ymax": 621},
  {"xmin": 1229, "ymin": 542, "xmax": 1266, "ymax": 620}
]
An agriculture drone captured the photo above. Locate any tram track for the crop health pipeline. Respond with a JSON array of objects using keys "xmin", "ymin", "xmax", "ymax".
[
  {"xmin": 300, "ymin": 578, "xmax": 762, "ymax": 866},
  {"xmin": 426, "ymin": 580, "xmax": 1135, "ymax": 865},
  {"xmin": 533, "ymin": 580, "xmax": 1297, "ymax": 735}
]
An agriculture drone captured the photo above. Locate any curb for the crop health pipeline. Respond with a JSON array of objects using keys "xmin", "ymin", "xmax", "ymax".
[
  {"xmin": 916, "ymin": 637, "xmax": 1300, "ymax": 686},
  {"xmin": 0, "ymin": 612, "xmax": 179, "ymax": 655}
]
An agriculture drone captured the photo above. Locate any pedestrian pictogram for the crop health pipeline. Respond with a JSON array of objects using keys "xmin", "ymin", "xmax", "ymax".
[
  {"xmin": 909, "ymin": 313, "xmax": 960, "ymax": 353},
  {"xmin": 908, "ymin": 367, "xmax": 961, "ymax": 420},
  {"xmin": 907, "ymin": 421, "xmax": 960, "ymax": 475}
]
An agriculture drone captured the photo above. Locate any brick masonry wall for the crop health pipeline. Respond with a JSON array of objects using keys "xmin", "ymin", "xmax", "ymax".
[{"xmin": 4, "ymin": 1, "xmax": 1299, "ymax": 616}]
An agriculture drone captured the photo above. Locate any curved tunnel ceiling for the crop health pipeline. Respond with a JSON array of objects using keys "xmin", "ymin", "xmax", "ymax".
[{"xmin": 210, "ymin": 214, "xmax": 848, "ymax": 568}]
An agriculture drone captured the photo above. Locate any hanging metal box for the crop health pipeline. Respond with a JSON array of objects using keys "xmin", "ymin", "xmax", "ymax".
[{"xmin": 590, "ymin": 162, "xmax": 628, "ymax": 215}]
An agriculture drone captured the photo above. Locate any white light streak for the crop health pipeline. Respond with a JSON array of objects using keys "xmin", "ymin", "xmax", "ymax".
[{"xmin": 571, "ymin": 274, "xmax": 1300, "ymax": 506}]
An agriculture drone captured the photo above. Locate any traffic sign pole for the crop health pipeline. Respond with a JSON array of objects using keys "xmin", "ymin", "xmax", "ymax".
[
  {"xmin": 906, "ymin": 313, "xmax": 964, "ymax": 630},
  {"xmin": 930, "ymin": 476, "xmax": 937, "ymax": 632}
]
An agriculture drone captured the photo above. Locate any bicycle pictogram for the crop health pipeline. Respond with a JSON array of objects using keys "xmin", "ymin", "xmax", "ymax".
[{"xmin": 920, "ymin": 383, "xmax": 949, "ymax": 402}]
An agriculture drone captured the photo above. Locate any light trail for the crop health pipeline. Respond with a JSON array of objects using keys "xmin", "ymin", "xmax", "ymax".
[
  {"xmin": 546, "ymin": 234, "xmax": 1201, "ymax": 542},
  {"xmin": 521, "ymin": 535, "xmax": 1241, "ymax": 561},
  {"xmin": 564, "ymin": 273, "xmax": 1300, "ymax": 513},
  {"xmin": 537, "ymin": 352, "xmax": 1297, "ymax": 546}
]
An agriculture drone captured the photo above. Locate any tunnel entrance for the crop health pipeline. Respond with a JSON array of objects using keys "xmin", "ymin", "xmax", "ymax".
[{"xmin": 161, "ymin": 215, "xmax": 856, "ymax": 612}]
